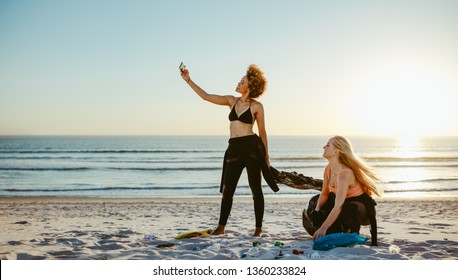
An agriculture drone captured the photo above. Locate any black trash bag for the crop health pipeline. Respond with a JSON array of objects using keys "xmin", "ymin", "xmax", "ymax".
[
  {"xmin": 302, "ymin": 193, "xmax": 335, "ymax": 236},
  {"xmin": 302, "ymin": 194, "xmax": 322, "ymax": 235}
]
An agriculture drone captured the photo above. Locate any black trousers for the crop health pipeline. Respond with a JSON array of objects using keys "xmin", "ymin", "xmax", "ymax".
[
  {"xmin": 219, "ymin": 135, "xmax": 264, "ymax": 227},
  {"xmin": 303, "ymin": 193, "xmax": 365, "ymax": 235},
  {"xmin": 303, "ymin": 192, "xmax": 378, "ymax": 245}
]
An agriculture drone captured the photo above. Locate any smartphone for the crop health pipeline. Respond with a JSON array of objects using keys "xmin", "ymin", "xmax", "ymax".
[{"xmin": 179, "ymin": 62, "xmax": 186, "ymax": 71}]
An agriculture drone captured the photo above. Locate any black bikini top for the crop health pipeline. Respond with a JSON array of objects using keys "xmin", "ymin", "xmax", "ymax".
[{"xmin": 228, "ymin": 98, "xmax": 253, "ymax": 124}]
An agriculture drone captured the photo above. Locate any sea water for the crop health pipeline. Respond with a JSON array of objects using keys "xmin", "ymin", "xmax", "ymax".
[{"xmin": 1, "ymin": 135, "xmax": 457, "ymax": 198}]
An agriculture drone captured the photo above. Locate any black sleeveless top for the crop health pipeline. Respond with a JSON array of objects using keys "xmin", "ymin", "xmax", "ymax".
[{"xmin": 228, "ymin": 98, "xmax": 253, "ymax": 124}]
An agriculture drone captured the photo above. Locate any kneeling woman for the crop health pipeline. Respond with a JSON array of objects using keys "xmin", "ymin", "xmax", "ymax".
[{"xmin": 303, "ymin": 136, "xmax": 380, "ymax": 245}]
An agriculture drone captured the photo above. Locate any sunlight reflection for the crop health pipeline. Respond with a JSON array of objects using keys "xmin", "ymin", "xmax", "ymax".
[
  {"xmin": 380, "ymin": 137, "xmax": 432, "ymax": 199},
  {"xmin": 396, "ymin": 136, "xmax": 420, "ymax": 158}
]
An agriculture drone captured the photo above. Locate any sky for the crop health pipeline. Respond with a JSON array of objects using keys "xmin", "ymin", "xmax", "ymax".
[{"xmin": 1, "ymin": 0, "xmax": 457, "ymax": 137}]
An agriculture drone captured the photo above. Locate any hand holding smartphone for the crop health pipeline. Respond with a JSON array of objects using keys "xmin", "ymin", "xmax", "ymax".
[
  {"xmin": 179, "ymin": 62, "xmax": 186, "ymax": 72},
  {"xmin": 180, "ymin": 62, "xmax": 190, "ymax": 83}
]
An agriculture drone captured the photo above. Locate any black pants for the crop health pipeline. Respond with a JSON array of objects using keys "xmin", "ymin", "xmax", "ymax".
[
  {"xmin": 219, "ymin": 135, "xmax": 264, "ymax": 227},
  {"xmin": 303, "ymin": 193, "xmax": 364, "ymax": 235}
]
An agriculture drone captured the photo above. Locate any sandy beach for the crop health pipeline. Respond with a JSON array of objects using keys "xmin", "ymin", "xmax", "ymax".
[{"xmin": 1, "ymin": 196, "xmax": 457, "ymax": 260}]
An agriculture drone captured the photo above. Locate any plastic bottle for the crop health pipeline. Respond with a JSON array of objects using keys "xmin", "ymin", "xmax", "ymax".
[
  {"xmin": 207, "ymin": 243, "xmax": 221, "ymax": 251},
  {"xmin": 310, "ymin": 251, "xmax": 320, "ymax": 259},
  {"xmin": 274, "ymin": 250, "xmax": 284, "ymax": 259},
  {"xmin": 245, "ymin": 246, "xmax": 260, "ymax": 257},
  {"xmin": 411, "ymin": 252, "xmax": 423, "ymax": 260},
  {"xmin": 389, "ymin": 244, "xmax": 400, "ymax": 254},
  {"xmin": 274, "ymin": 241, "xmax": 284, "ymax": 247},
  {"xmin": 143, "ymin": 234, "xmax": 157, "ymax": 241},
  {"xmin": 192, "ymin": 246, "xmax": 204, "ymax": 251}
]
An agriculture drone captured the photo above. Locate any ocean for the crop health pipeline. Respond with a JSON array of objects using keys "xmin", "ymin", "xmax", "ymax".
[{"xmin": 1, "ymin": 136, "xmax": 457, "ymax": 199}]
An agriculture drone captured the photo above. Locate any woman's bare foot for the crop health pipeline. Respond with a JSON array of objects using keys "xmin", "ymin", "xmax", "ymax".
[
  {"xmin": 212, "ymin": 225, "xmax": 225, "ymax": 235},
  {"xmin": 253, "ymin": 227, "xmax": 262, "ymax": 237}
]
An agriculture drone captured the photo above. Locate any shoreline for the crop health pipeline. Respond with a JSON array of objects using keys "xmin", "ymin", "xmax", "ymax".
[{"xmin": 1, "ymin": 195, "xmax": 457, "ymax": 204}]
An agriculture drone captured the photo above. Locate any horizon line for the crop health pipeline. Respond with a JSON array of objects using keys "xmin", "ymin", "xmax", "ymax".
[{"xmin": 1, "ymin": 134, "xmax": 458, "ymax": 138}]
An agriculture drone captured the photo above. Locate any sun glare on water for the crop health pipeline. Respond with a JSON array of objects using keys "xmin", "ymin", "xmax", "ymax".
[
  {"xmin": 397, "ymin": 136, "xmax": 420, "ymax": 158},
  {"xmin": 381, "ymin": 136, "xmax": 431, "ymax": 199}
]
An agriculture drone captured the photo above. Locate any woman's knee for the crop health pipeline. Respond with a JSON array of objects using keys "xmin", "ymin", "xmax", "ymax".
[
  {"xmin": 221, "ymin": 184, "xmax": 237, "ymax": 200},
  {"xmin": 250, "ymin": 186, "xmax": 264, "ymax": 202}
]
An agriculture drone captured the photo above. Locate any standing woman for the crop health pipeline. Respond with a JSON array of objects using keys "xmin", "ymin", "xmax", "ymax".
[
  {"xmin": 180, "ymin": 64, "xmax": 279, "ymax": 237},
  {"xmin": 303, "ymin": 136, "xmax": 379, "ymax": 245}
]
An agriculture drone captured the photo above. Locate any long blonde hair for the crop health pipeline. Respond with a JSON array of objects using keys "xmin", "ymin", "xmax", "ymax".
[{"xmin": 331, "ymin": 136, "xmax": 380, "ymax": 197}]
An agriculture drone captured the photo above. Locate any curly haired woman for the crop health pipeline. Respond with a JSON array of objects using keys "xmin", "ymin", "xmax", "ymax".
[{"xmin": 180, "ymin": 64, "xmax": 279, "ymax": 237}]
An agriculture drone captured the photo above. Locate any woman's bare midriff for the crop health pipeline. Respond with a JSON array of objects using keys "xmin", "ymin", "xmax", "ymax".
[{"xmin": 229, "ymin": 121, "xmax": 255, "ymax": 138}]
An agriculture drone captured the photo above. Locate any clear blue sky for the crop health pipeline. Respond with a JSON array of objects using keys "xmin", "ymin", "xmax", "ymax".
[{"xmin": 1, "ymin": 0, "xmax": 457, "ymax": 136}]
